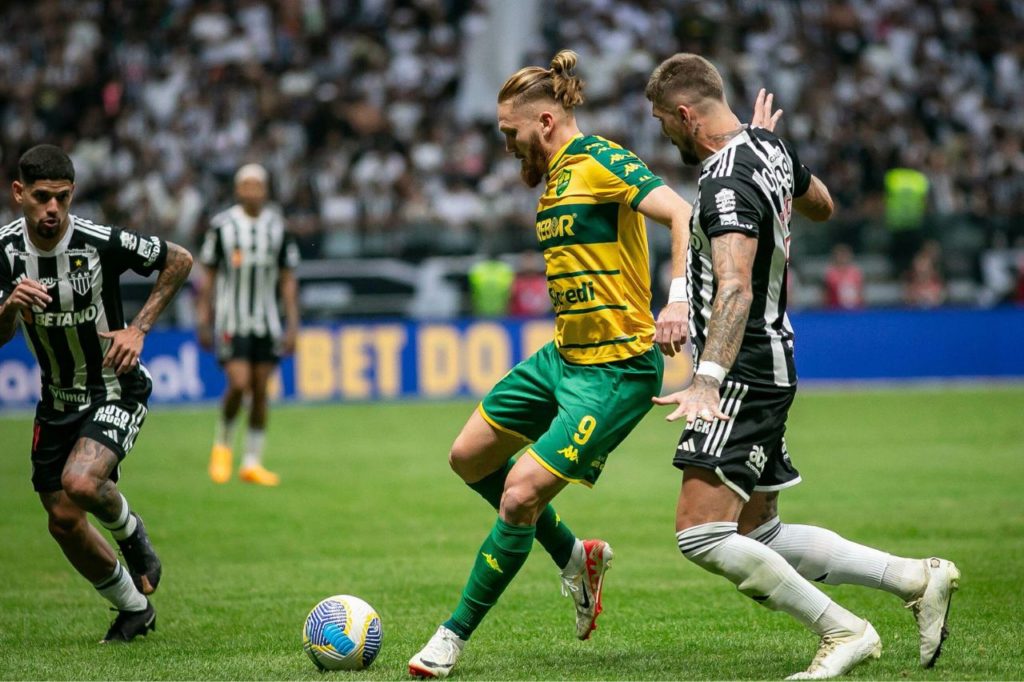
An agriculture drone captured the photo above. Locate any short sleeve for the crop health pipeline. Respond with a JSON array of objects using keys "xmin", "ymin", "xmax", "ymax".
[
  {"xmin": 278, "ymin": 231, "xmax": 300, "ymax": 269},
  {"xmin": 107, "ymin": 227, "xmax": 167, "ymax": 275},
  {"xmin": 198, "ymin": 226, "xmax": 222, "ymax": 267},
  {"xmin": 586, "ymin": 141, "xmax": 665, "ymax": 210},
  {"xmin": 700, "ymin": 176, "xmax": 768, "ymax": 238},
  {"xmin": 781, "ymin": 138, "xmax": 812, "ymax": 198}
]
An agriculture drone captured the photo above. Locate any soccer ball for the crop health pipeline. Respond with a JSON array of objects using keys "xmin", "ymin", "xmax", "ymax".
[{"xmin": 302, "ymin": 595, "xmax": 383, "ymax": 671}]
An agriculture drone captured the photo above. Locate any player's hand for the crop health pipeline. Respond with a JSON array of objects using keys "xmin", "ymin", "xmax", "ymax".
[
  {"xmin": 282, "ymin": 326, "xmax": 298, "ymax": 356},
  {"xmin": 99, "ymin": 327, "xmax": 145, "ymax": 376},
  {"xmin": 652, "ymin": 378, "xmax": 729, "ymax": 423},
  {"xmin": 197, "ymin": 323, "xmax": 214, "ymax": 351},
  {"xmin": 751, "ymin": 88, "xmax": 783, "ymax": 132},
  {"xmin": 655, "ymin": 301, "xmax": 689, "ymax": 357},
  {"xmin": 4, "ymin": 279, "xmax": 52, "ymax": 311}
]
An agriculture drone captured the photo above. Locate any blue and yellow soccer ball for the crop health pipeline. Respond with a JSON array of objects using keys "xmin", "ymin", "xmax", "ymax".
[{"xmin": 303, "ymin": 595, "xmax": 383, "ymax": 671}]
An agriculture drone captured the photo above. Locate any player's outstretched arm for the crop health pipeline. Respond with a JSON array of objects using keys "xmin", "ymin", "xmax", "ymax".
[
  {"xmin": 636, "ymin": 185, "xmax": 693, "ymax": 356},
  {"xmin": 794, "ymin": 175, "xmax": 834, "ymax": 221},
  {"xmin": 0, "ymin": 279, "xmax": 52, "ymax": 345},
  {"xmin": 653, "ymin": 232, "xmax": 757, "ymax": 423},
  {"xmin": 100, "ymin": 241, "xmax": 193, "ymax": 375},
  {"xmin": 279, "ymin": 268, "xmax": 300, "ymax": 355}
]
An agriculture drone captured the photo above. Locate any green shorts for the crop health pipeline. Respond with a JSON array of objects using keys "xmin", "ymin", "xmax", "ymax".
[{"xmin": 479, "ymin": 341, "xmax": 663, "ymax": 487}]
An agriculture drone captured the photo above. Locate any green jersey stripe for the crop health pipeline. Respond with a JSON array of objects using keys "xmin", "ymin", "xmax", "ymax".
[
  {"xmin": 556, "ymin": 304, "xmax": 628, "ymax": 317},
  {"xmin": 547, "ymin": 269, "xmax": 621, "ymax": 281},
  {"xmin": 559, "ymin": 335, "xmax": 638, "ymax": 349}
]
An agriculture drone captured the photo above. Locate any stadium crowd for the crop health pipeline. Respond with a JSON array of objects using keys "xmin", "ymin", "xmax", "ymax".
[{"xmin": 0, "ymin": 0, "xmax": 1022, "ymax": 308}]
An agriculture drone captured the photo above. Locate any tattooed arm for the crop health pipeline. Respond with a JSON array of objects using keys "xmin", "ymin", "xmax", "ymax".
[
  {"xmin": 652, "ymin": 232, "xmax": 756, "ymax": 423},
  {"xmin": 100, "ymin": 242, "xmax": 194, "ymax": 375}
]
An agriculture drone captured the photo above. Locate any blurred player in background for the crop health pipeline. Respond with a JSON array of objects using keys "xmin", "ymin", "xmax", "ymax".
[
  {"xmin": 0, "ymin": 144, "xmax": 193, "ymax": 642},
  {"xmin": 646, "ymin": 54, "xmax": 960, "ymax": 679},
  {"xmin": 197, "ymin": 164, "xmax": 300, "ymax": 486},
  {"xmin": 408, "ymin": 49, "xmax": 696, "ymax": 678}
]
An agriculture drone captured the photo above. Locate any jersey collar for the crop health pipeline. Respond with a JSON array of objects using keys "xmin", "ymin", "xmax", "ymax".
[
  {"xmin": 547, "ymin": 133, "xmax": 584, "ymax": 176},
  {"xmin": 699, "ymin": 128, "xmax": 750, "ymax": 172},
  {"xmin": 22, "ymin": 215, "xmax": 76, "ymax": 257}
]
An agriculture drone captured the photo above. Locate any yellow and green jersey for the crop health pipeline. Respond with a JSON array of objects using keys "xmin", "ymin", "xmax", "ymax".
[{"xmin": 536, "ymin": 133, "xmax": 664, "ymax": 364}]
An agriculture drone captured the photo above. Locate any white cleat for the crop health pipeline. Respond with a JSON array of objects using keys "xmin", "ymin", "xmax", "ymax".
[
  {"xmin": 560, "ymin": 539, "xmax": 613, "ymax": 640},
  {"xmin": 907, "ymin": 557, "xmax": 960, "ymax": 667},
  {"xmin": 786, "ymin": 621, "xmax": 882, "ymax": 680},
  {"xmin": 409, "ymin": 625, "xmax": 466, "ymax": 679}
]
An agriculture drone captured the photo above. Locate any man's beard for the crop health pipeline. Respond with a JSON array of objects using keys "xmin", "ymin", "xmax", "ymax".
[
  {"xmin": 676, "ymin": 137, "xmax": 701, "ymax": 166},
  {"xmin": 519, "ymin": 134, "xmax": 547, "ymax": 187},
  {"xmin": 33, "ymin": 218, "xmax": 61, "ymax": 240}
]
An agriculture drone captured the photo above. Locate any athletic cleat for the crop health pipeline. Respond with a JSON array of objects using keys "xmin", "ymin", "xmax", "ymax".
[
  {"xmin": 907, "ymin": 557, "xmax": 960, "ymax": 667},
  {"xmin": 116, "ymin": 513, "xmax": 162, "ymax": 595},
  {"xmin": 101, "ymin": 599, "xmax": 156, "ymax": 643},
  {"xmin": 208, "ymin": 444, "xmax": 232, "ymax": 484},
  {"xmin": 786, "ymin": 621, "xmax": 881, "ymax": 680},
  {"xmin": 239, "ymin": 464, "xmax": 280, "ymax": 486},
  {"xmin": 408, "ymin": 625, "xmax": 465, "ymax": 678},
  {"xmin": 560, "ymin": 539, "xmax": 613, "ymax": 640}
]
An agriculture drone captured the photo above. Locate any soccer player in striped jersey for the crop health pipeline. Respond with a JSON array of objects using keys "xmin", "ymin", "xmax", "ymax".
[
  {"xmin": 409, "ymin": 49, "xmax": 698, "ymax": 678},
  {"xmin": 0, "ymin": 144, "xmax": 193, "ymax": 642},
  {"xmin": 197, "ymin": 164, "xmax": 300, "ymax": 486},
  {"xmin": 646, "ymin": 55, "xmax": 959, "ymax": 679}
]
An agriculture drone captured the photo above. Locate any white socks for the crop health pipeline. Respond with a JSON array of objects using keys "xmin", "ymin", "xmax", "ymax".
[
  {"xmin": 560, "ymin": 539, "xmax": 586, "ymax": 576},
  {"xmin": 93, "ymin": 563, "xmax": 147, "ymax": 612},
  {"xmin": 242, "ymin": 428, "xmax": 266, "ymax": 469},
  {"xmin": 215, "ymin": 416, "xmax": 237, "ymax": 449},
  {"xmin": 677, "ymin": 522, "xmax": 847, "ymax": 635},
  {"xmin": 98, "ymin": 493, "xmax": 137, "ymax": 540},
  {"xmin": 747, "ymin": 517, "xmax": 927, "ymax": 601}
]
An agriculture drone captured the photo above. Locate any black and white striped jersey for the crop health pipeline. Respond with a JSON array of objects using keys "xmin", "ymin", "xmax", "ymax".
[
  {"xmin": 198, "ymin": 204, "xmax": 299, "ymax": 340},
  {"xmin": 688, "ymin": 127, "xmax": 812, "ymax": 388},
  {"xmin": 0, "ymin": 216, "xmax": 166, "ymax": 416}
]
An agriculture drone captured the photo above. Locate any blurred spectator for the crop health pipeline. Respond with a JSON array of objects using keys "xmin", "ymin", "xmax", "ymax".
[
  {"xmin": 508, "ymin": 252, "xmax": 551, "ymax": 317},
  {"xmin": 468, "ymin": 256, "xmax": 513, "ymax": 317},
  {"xmin": 884, "ymin": 167, "xmax": 930, "ymax": 274},
  {"xmin": 823, "ymin": 243, "xmax": 864, "ymax": 310},
  {"xmin": 904, "ymin": 241, "xmax": 947, "ymax": 308}
]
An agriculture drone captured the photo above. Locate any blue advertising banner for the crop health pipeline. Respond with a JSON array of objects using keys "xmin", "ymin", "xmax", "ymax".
[{"xmin": 1, "ymin": 308, "xmax": 1021, "ymax": 410}]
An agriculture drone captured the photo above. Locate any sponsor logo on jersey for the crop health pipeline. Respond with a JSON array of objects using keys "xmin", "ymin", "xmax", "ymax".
[
  {"xmin": 48, "ymin": 385, "xmax": 88, "ymax": 404},
  {"xmin": 556, "ymin": 168, "xmax": 572, "ymax": 196},
  {"xmin": 138, "ymin": 236, "xmax": 162, "ymax": 266},
  {"xmin": 548, "ymin": 280, "xmax": 597, "ymax": 309},
  {"xmin": 536, "ymin": 213, "xmax": 575, "ymax": 242},
  {"xmin": 557, "ymin": 444, "xmax": 580, "ymax": 462},
  {"xmin": 94, "ymin": 404, "xmax": 131, "ymax": 429},
  {"xmin": 26, "ymin": 303, "xmax": 98, "ymax": 327},
  {"xmin": 120, "ymin": 231, "xmax": 138, "ymax": 251}
]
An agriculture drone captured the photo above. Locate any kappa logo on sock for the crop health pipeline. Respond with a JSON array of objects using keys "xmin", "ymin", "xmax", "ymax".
[{"xmin": 481, "ymin": 552, "xmax": 503, "ymax": 573}]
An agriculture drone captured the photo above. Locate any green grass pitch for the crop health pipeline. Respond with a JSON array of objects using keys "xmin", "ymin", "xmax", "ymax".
[{"xmin": 1, "ymin": 385, "xmax": 1022, "ymax": 680}]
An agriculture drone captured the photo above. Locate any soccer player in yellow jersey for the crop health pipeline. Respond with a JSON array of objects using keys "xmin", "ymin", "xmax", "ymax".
[{"xmin": 408, "ymin": 49, "xmax": 695, "ymax": 678}]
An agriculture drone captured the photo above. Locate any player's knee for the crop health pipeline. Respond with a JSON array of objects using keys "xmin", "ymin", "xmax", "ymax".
[
  {"xmin": 47, "ymin": 507, "xmax": 85, "ymax": 542},
  {"xmin": 675, "ymin": 521, "xmax": 737, "ymax": 575},
  {"xmin": 499, "ymin": 483, "xmax": 542, "ymax": 525},
  {"xmin": 448, "ymin": 439, "xmax": 480, "ymax": 481},
  {"xmin": 60, "ymin": 472, "xmax": 101, "ymax": 507}
]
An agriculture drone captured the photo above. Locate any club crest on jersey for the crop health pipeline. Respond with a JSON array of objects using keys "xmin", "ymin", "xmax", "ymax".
[
  {"xmin": 555, "ymin": 169, "xmax": 572, "ymax": 196},
  {"xmin": 68, "ymin": 256, "xmax": 91, "ymax": 296}
]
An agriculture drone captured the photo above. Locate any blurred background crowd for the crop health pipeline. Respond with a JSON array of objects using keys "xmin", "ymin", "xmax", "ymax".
[{"xmin": 1, "ymin": 0, "xmax": 1022, "ymax": 317}]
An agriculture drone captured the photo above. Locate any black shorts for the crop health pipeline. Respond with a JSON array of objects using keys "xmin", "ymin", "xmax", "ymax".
[
  {"xmin": 217, "ymin": 332, "xmax": 280, "ymax": 365},
  {"xmin": 672, "ymin": 380, "xmax": 801, "ymax": 501},
  {"xmin": 32, "ymin": 396, "xmax": 150, "ymax": 493}
]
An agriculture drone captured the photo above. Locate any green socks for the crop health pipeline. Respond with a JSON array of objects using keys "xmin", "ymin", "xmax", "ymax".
[
  {"xmin": 467, "ymin": 460, "xmax": 577, "ymax": 569},
  {"xmin": 445, "ymin": 518, "xmax": 536, "ymax": 640}
]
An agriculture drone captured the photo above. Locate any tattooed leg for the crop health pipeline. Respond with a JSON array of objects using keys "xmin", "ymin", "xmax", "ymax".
[{"xmin": 61, "ymin": 437, "xmax": 123, "ymax": 522}]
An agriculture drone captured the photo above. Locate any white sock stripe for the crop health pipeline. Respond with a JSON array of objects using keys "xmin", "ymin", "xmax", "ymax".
[
  {"xmin": 747, "ymin": 516, "xmax": 783, "ymax": 544},
  {"xmin": 676, "ymin": 522, "xmax": 739, "ymax": 555},
  {"xmin": 93, "ymin": 563, "xmax": 124, "ymax": 590}
]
